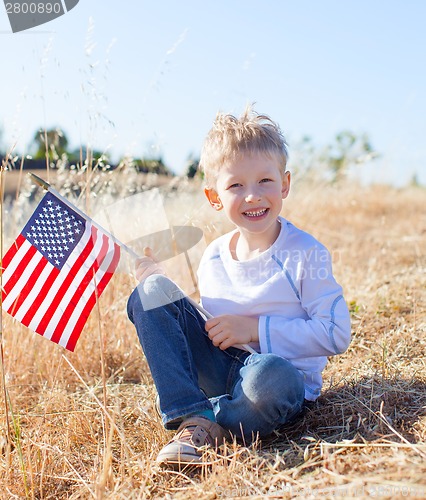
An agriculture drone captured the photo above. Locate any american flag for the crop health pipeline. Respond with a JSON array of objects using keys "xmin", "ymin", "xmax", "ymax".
[{"xmin": 1, "ymin": 191, "xmax": 121, "ymax": 351}]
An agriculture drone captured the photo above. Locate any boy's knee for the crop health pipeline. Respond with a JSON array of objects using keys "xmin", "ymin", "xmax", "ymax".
[
  {"xmin": 244, "ymin": 354, "xmax": 304, "ymax": 403},
  {"xmin": 127, "ymin": 275, "xmax": 186, "ymax": 319},
  {"xmin": 136, "ymin": 273, "xmax": 171, "ymax": 294},
  {"xmin": 269, "ymin": 355, "xmax": 305, "ymax": 400}
]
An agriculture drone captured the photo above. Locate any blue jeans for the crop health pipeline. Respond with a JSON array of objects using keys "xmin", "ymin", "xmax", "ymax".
[{"xmin": 127, "ymin": 275, "xmax": 305, "ymax": 441}]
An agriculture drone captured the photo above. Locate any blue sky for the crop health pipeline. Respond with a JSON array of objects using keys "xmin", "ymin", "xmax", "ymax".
[{"xmin": 1, "ymin": 0, "xmax": 425, "ymax": 185}]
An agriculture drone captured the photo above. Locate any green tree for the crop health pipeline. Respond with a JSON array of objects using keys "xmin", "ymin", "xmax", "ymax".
[
  {"xmin": 323, "ymin": 131, "xmax": 378, "ymax": 182},
  {"xmin": 32, "ymin": 128, "xmax": 69, "ymax": 161},
  {"xmin": 67, "ymin": 146, "xmax": 109, "ymax": 167},
  {"xmin": 134, "ymin": 156, "xmax": 173, "ymax": 176},
  {"xmin": 184, "ymin": 154, "xmax": 200, "ymax": 179}
]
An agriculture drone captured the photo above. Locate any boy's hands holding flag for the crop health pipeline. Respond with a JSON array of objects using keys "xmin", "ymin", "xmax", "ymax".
[{"xmin": 135, "ymin": 247, "xmax": 165, "ymax": 282}]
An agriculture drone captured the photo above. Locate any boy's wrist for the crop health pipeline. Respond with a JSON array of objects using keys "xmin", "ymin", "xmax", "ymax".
[{"xmin": 250, "ymin": 317, "xmax": 260, "ymax": 343}]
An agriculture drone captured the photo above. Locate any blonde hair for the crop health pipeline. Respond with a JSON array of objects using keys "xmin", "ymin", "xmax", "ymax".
[{"xmin": 199, "ymin": 105, "xmax": 288, "ymax": 187}]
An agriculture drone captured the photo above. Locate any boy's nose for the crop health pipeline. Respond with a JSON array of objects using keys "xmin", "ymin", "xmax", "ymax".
[{"xmin": 245, "ymin": 191, "xmax": 262, "ymax": 202}]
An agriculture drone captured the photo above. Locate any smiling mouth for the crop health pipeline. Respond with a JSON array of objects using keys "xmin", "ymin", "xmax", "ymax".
[{"xmin": 243, "ymin": 208, "xmax": 269, "ymax": 217}]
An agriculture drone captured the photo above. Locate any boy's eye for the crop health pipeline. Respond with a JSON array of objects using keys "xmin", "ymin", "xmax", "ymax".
[
  {"xmin": 228, "ymin": 183, "xmax": 242, "ymax": 189},
  {"xmin": 260, "ymin": 178, "xmax": 273, "ymax": 183}
]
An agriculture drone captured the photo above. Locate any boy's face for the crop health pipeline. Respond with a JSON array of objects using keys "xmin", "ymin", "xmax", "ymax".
[{"xmin": 205, "ymin": 151, "xmax": 290, "ymax": 241}]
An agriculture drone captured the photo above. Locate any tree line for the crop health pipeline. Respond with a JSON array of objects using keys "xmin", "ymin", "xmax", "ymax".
[
  {"xmin": 1, "ymin": 128, "xmax": 174, "ymax": 177},
  {"xmin": 1, "ymin": 127, "xmax": 380, "ymax": 183}
]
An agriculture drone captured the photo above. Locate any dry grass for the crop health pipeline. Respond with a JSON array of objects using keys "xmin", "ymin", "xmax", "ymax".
[{"xmin": 0, "ymin": 171, "xmax": 425, "ymax": 499}]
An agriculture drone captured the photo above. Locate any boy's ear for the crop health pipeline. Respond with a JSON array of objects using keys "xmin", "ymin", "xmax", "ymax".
[
  {"xmin": 204, "ymin": 187, "xmax": 223, "ymax": 211},
  {"xmin": 281, "ymin": 171, "xmax": 291, "ymax": 199}
]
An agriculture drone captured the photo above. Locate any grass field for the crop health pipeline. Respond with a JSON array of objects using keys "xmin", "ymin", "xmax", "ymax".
[{"xmin": 0, "ymin": 170, "xmax": 425, "ymax": 499}]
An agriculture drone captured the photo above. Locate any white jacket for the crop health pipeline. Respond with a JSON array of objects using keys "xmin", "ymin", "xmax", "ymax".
[{"xmin": 198, "ymin": 216, "xmax": 351, "ymax": 400}]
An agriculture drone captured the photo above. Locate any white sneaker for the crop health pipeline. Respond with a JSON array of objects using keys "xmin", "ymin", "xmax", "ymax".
[{"xmin": 156, "ymin": 416, "xmax": 229, "ymax": 467}]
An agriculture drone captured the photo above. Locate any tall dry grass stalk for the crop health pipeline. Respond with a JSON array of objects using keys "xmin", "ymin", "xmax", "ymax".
[{"xmin": 0, "ymin": 168, "xmax": 425, "ymax": 498}]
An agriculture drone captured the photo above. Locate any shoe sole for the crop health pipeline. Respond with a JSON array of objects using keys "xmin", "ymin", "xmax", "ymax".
[
  {"xmin": 156, "ymin": 451, "xmax": 203, "ymax": 465},
  {"xmin": 156, "ymin": 457, "xmax": 204, "ymax": 471}
]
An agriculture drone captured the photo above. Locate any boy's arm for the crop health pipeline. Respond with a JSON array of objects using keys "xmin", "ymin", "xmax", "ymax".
[{"xmin": 258, "ymin": 249, "xmax": 351, "ymax": 359}]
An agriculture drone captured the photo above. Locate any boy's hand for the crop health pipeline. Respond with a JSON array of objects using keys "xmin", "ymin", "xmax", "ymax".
[
  {"xmin": 135, "ymin": 247, "xmax": 165, "ymax": 282},
  {"xmin": 205, "ymin": 315, "xmax": 259, "ymax": 350}
]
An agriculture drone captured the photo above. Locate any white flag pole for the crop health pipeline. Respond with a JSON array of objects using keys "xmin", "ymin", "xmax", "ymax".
[{"xmin": 29, "ymin": 173, "xmax": 256, "ymax": 354}]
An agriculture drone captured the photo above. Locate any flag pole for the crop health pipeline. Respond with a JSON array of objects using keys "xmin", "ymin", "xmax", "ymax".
[
  {"xmin": 29, "ymin": 173, "xmax": 256, "ymax": 354},
  {"xmin": 0, "ymin": 159, "xmax": 12, "ymax": 448}
]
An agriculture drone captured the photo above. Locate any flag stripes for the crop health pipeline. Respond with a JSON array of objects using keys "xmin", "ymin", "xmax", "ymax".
[{"xmin": 1, "ymin": 192, "xmax": 121, "ymax": 351}]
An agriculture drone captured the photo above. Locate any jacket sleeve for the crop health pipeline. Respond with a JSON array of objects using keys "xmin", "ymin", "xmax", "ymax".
[{"xmin": 258, "ymin": 247, "xmax": 351, "ymax": 359}]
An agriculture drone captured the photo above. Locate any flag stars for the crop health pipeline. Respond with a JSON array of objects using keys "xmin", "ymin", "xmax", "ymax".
[{"xmin": 24, "ymin": 193, "xmax": 86, "ymax": 269}]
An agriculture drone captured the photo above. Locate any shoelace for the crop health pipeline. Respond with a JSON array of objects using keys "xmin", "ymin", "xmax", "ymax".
[{"xmin": 176, "ymin": 425, "xmax": 214, "ymax": 447}]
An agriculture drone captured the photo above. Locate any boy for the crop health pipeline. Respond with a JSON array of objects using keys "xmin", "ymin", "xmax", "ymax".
[{"xmin": 127, "ymin": 107, "xmax": 351, "ymax": 467}]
